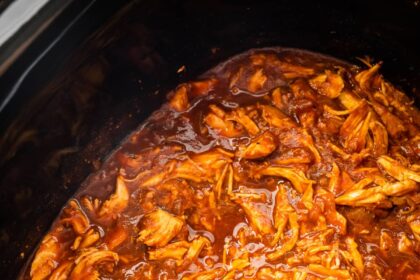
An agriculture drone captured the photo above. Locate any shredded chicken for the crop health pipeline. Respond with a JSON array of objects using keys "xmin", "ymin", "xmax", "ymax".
[
  {"xmin": 169, "ymin": 85, "xmax": 190, "ymax": 112},
  {"xmin": 148, "ymin": 241, "xmax": 190, "ymax": 260},
  {"xmin": 339, "ymin": 91, "xmax": 361, "ymax": 110},
  {"xmin": 256, "ymin": 166, "xmax": 313, "ymax": 193},
  {"xmin": 48, "ymin": 261, "xmax": 74, "ymax": 280},
  {"xmin": 258, "ymin": 104, "xmax": 297, "ymax": 130},
  {"xmin": 233, "ymin": 195, "xmax": 275, "ymax": 236},
  {"xmin": 248, "ymin": 68, "xmax": 267, "ymax": 92},
  {"xmin": 204, "ymin": 105, "xmax": 244, "ymax": 137},
  {"xmin": 61, "ymin": 200, "xmax": 90, "ymax": 235},
  {"xmin": 371, "ymin": 100, "xmax": 407, "ymax": 138},
  {"xmin": 138, "ymin": 208, "xmax": 185, "ymax": 247},
  {"xmin": 369, "ymin": 120, "xmax": 388, "ymax": 156},
  {"xmin": 70, "ymin": 248, "xmax": 119, "ymax": 280},
  {"xmin": 340, "ymin": 100, "xmax": 371, "ymax": 152},
  {"xmin": 266, "ymin": 212, "xmax": 299, "ymax": 261},
  {"xmin": 30, "ymin": 234, "xmax": 60, "ymax": 280},
  {"xmin": 377, "ymin": 156, "xmax": 420, "ymax": 183},
  {"xmin": 98, "ymin": 175, "xmax": 129, "ymax": 217},
  {"xmin": 236, "ymin": 131, "xmax": 277, "ymax": 159},
  {"xmin": 309, "ymin": 70, "xmax": 344, "ymax": 98},
  {"xmin": 26, "ymin": 49, "xmax": 420, "ymax": 280},
  {"xmin": 226, "ymin": 107, "xmax": 260, "ymax": 135}
]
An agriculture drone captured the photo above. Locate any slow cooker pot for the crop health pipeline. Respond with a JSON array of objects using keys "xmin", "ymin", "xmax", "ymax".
[{"xmin": 0, "ymin": 0, "xmax": 419, "ymax": 278}]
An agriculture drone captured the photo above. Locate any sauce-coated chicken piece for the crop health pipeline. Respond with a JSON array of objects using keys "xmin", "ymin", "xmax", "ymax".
[
  {"xmin": 148, "ymin": 241, "xmax": 190, "ymax": 261},
  {"xmin": 235, "ymin": 131, "xmax": 277, "ymax": 159},
  {"xmin": 309, "ymin": 70, "xmax": 344, "ymax": 98},
  {"xmin": 248, "ymin": 68, "xmax": 267, "ymax": 92},
  {"xmin": 255, "ymin": 165, "xmax": 313, "ymax": 193},
  {"xmin": 70, "ymin": 248, "xmax": 118, "ymax": 280},
  {"xmin": 204, "ymin": 105, "xmax": 244, "ymax": 137},
  {"xmin": 98, "ymin": 175, "xmax": 129, "ymax": 217},
  {"xmin": 377, "ymin": 156, "xmax": 420, "ymax": 183},
  {"xmin": 169, "ymin": 85, "xmax": 190, "ymax": 112},
  {"xmin": 233, "ymin": 195, "xmax": 275, "ymax": 236},
  {"xmin": 61, "ymin": 200, "xmax": 90, "ymax": 235},
  {"xmin": 138, "ymin": 208, "xmax": 185, "ymax": 247},
  {"xmin": 30, "ymin": 234, "xmax": 60, "ymax": 280}
]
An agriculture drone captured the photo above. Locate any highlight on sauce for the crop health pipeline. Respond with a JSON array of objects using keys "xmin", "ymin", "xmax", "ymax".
[{"xmin": 23, "ymin": 48, "xmax": 420, "ymax": 280}]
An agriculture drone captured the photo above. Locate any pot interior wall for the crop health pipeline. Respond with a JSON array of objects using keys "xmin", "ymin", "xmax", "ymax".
[{"xmin": 0, "ymin": 0, "xmax": 419, "ymax": 278}]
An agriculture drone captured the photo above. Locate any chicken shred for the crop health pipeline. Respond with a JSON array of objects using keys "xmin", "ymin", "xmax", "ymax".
[
  {"xmin": 236, "ymin": 131, "xmax": 277, "ymax": 159},
  {"xmin": 169, "ymin": 85, "xmax": 190, "ymax": 112},
  {"xmin": 309, "ymin": 70, "xmax": 344, "ymax": 98},
  {"xmin": 30, "ymin": 234, "xmax": 60, "ymax": 280},
  {"xmin": 138, "ymin": 208, "xmax": 185, "ymax": 247}
]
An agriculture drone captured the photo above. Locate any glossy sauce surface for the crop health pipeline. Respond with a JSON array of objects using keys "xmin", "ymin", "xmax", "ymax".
[{"xmin": 25, "ymin": 49, "xmax": 420, "ymax": 280}]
